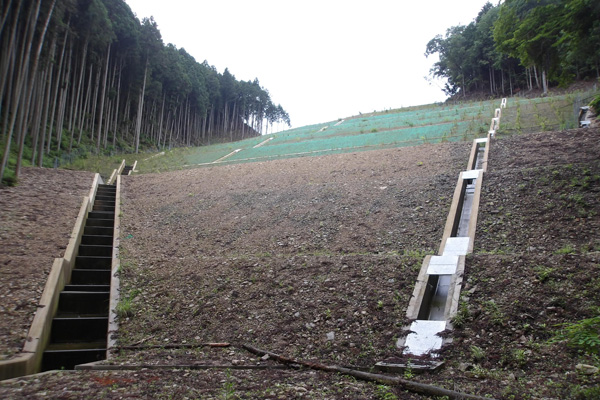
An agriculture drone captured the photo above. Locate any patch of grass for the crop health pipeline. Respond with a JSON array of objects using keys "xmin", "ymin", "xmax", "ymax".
[
  {"xmin": 570, "ymin": 384, "xmax": 600, "ymax": 400},
  {"xmin": 554, "ymin": 244, "xmax": 576, "ymax": 255},
  {"xmin": 483, "ymin": 300, "xmax": 506, "ymax": 325},
  {"xmin": 220, "ymin": 370, "xmax": 237, "ymax": 400},
  {"xmin": 534, "ymin": 265, "xmax": 555, "ymax": 283},
  {"xmin": 551, "ymin": 312, "xmax": 600, "ymax": 355},
  {"xmin": 451, "ymin": 300, "xmax": 470, "ymax": 328},
  {"xmin": 470, "ymin": 345, "xmax": 485, "ymax": 361},
  {"xmin": 374, "ymin": 384, "xmax": 397, "ymax": 400},
  {"xmin": 116, "ymin": 289, "xmax": 141, "ymax": 319}
]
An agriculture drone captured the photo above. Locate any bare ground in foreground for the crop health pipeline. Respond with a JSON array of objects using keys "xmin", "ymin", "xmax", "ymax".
[
  {"xmin": 1, "ymin": 130, "xmax": 600, "ymax": 399},
  {"xmin": 0, "ymin": 168, "xmax": 95, "ymax": 360}
]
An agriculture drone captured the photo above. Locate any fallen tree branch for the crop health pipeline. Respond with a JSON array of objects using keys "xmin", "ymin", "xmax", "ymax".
[
  {"xmin": 114, "ymin": 343, "xmax": 230, "ymax": 351},
  {"xmin": 242, "ymin": 344, "xmax": 495, "ymax": 400},
  {"xmin": 75, "ymin": 363, "xmax": 288, "ymax": 371}
]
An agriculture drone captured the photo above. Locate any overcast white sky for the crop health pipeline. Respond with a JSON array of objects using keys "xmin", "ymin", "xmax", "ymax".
[{"xmin": 125, "ymin": 0, "xmax": 493, "ymax": 129}]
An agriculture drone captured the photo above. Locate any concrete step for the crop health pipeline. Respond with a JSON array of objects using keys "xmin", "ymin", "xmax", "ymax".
[
  {"xmin": 93, "ymin": 199, "xmax": 115, "ymax": 208},
  {"xmin": 85, "ymin": 218, "xmax": 113, "ymax": 228},
  {"xmin": 70, "ymin": 269, "xmax": 111, "ymax": 285},
  {"xmin": 83, "ymin": 226, "xmax": 113, "ymax": 237},
  {"xmin": 63, "ymin": 284, "xmax": 110, "ymax": 292},
  {"xmin": 42, "ymin": 344, "xmax": 106, "ymax": 371},
  {"xmin": 94, "ymin": 195, "xmax": 115, "ymax": 203},
  {"xmin": 92, "ymin": 204, "xmax": 115, "ymax": 213},
  {"xmin": 78, "ymin": 244, "xmax": 112, "ymax": 257},
  {"xmin": 97, "ymin": 186, "xmax": 116, "ymax": 194},
  {"xmin": 88, "ymin": 211, "xmax": 114, "ymax": 220},
  {"xmin": 50, "ymin": 316, "xmax": 108, "ymax": 343},
  {"xmin": 75, "ymin": 256, "xmax": 111, "ymax": 269},
  {"xmin": 81, "ymin": 235, "xmax": 113, "ymax": 246},
  {"xmin": 58, "ymin": 291, "xmax": 109, "ymax": 316}
]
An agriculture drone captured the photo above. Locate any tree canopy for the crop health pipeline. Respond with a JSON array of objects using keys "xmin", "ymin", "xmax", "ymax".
[
  {"xmin": 426, "ymin": 0, "xmax": 600, "ymax": 98},
  {"xmin": 0, "ymin": 0, "xmax": 290, "ymax": 182}
]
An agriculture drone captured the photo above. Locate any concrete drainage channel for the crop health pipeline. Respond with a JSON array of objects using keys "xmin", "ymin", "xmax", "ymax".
[
  {"xmin": 41, "ymin": 183, "xmax": 117, "ymax": 370},
  {"xmin": 385, "ymin": 100, "xmax": 506, "ymax": 372},
  {"xmin": 0, "ymin": 162, "xmax": 133, "ymax": 379}
]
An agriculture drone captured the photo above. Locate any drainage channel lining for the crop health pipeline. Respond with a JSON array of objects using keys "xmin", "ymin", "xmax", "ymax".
[{"xmin": 398, "ymin": 99, "xmax": 504, "ymax": 359}]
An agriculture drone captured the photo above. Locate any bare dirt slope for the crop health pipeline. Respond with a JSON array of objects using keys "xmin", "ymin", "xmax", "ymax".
[
  {"xmin": 426, "ymin": 128, "xmax": 600, "ymax": 399},
  {"xmin": 0, "ymin": 168, "xmax": 95, "ymax": 360},
  {"xmin": 114, "ymin": 142, "xmax": 470, "ymax": 367},
  {"xmin": 2, "ymin": 129, "xmax": 599, "ymax": 399}
]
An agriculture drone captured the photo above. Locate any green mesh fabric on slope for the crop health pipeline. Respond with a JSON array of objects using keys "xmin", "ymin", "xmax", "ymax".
[{"xmin": 180, "ymin": 100, "xmax": 502, "ymax": 166}]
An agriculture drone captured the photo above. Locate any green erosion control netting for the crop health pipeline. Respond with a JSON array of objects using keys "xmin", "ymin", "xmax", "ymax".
[
  {"xmin": 227, "ymin": 120, "xmax": 484, "ymax": 162},
  {"xmin": 180, "ymin": 100, "xmax": 500, "ymax": 166},
  {"xmin": 178, "ymin": 92, "xmax": 594, "ymax": 167}
]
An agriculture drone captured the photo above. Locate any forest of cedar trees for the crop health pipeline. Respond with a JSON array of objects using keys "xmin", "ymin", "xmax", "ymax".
[
  {"xmin": 0, "ymin": 0, "xmax": 290, "ymax": 183},
  {"xmin": 2, "ymin": 1, "xmax": 600, "ymax": 184}
]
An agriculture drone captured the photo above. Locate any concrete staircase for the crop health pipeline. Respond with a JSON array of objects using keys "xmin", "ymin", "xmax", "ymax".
[
  {"xmin": 42, "ymin": 184, "xmax": 116, "ymax": 371},
  {"xmin": 121, "ymin": 165, "xmax": 133, "ymax": 175}
]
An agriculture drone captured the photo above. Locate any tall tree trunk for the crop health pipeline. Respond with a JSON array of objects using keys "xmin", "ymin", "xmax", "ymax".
[
  {"xmin": 89, "ymin": 60, "xmax": 101, "ymax": 144},
  {"xmin": 55, "ymin": 32, "xmax": 72, "ymax": 153},
  {"xmin": 134, "ymin": 60, "xmax": 148, "ymax": 153},
  {"xmin": 2, "ymin": 0, "xmax": 56, "ymax": 180},
  {"xmin": 38, "ymin": 40, "xmax": 56, "ymax": 166},
  {"xmin": 541, "ymin": 68, "xmax": 548, "ymax": 95},
  {"xmin": 30, "ymin": 70, "xmax": 46, "ymax": 164},
  {"xmin": 96, "ymin": 42, "xmax": 111, "ymax": 152},
  {"xmin": 46, "ymin": 28, "xmax": 68, "ymax": 153},
  {"xmin": 112, "ymin": 59, "xmax": 122, "ymax": 147},
  {"xmin": 0, "ymin": 0, "xmax": 24, "ymax": 135}
]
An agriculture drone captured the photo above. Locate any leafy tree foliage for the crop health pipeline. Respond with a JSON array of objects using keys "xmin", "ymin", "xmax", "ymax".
[
  {"xmin": 426, "ymin": 0, "xmax": 600, "ymax": 97},
  {"xmin": 0, "ymin": 0, "xmax": 290, "ymax": 182}
]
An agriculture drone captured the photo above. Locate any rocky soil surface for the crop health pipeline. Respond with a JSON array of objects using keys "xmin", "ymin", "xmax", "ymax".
[
  {"xmin": 112, "ymin": 142, "xmax": 470, "ymax": 369},
  {"xmin": 2, "ymin": 128, "xmax": 599, "ymax": 399},
  {"xmin": 429, "ymin": 128, "xmax": 600, "ymax": 399},
  {"xmin": 0, "ymin": 168, "xmax": 95, "ymax": 360}
]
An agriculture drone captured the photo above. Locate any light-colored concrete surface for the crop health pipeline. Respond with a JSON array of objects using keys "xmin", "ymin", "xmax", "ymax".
[
  {"xmin": 402, "ymin": 320, "xmax": 446, "ymax": 356},
  {"xmin": 107, "ymin": 177, "xmax": 121, "ymax": 358},
  {"xmin": 442, "ymin": 237, "xmax": 470, "ymax": 256},
  {"xmin": 427, "ymin": 255, "xmax": 459, "ymax": 275},
  {"xmin": 462, "ymin": 169, "xmax": 481, "ymax": 180}
]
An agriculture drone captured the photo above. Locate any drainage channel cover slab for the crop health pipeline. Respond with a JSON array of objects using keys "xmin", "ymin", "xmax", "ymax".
[
  {"xmin": 442, "ymin": 237, "xmax": 470, "ymax": 256},
  {"xmin": 427, "ymin": 255, "xmax": 459, "ymax": 275},
  {"xmin": 462, "ymin": 169, "xmax": 482, "ymax": 180},
  {"xmin": 402, "ymin": 320, "xmax": 446, "ymax": 356}
]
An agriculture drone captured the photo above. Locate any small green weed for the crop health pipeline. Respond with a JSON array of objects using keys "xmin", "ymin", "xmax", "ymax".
[
  {"xmin": 452, "ymin": 300, "xmax": 470, "ymax": 328},
  {"xmin": 512, "ymin": 348, "xmax": 529, "ymax": 367},
  {"xmin": 554, "ymin": 245, "xmax": 576, "ymax": 255},
  {"xmin": 483, "ymin": 300, "xmax": 505, "ymax": 325},
  {"xmin": 115, "ymin": 289, "xmax": 141, "ymax": 319},
  {"xmin": 375, "ymin": 384, "xmax": 398, "ymax": 400},
  {"xmin": 221, "ymin": 369, "xmax": 237, "ymax": 400},
  {"xmin": 470, "ymin": 345, "xmax": 485, "ymax": 361},
  {"xmin": 534, "ymin": 265, "xmax": 555, "ymax": 283},
  {"xmin": 403, "ymin": 360, "xmax": 415, "ymax": 379},
  {"xmin": 551, "ymin": 312, "xmax": 600, "ymax": 355},
  {"xmin": 570, "ymin": 384, "xmax": 600, "ymax": 400}
]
